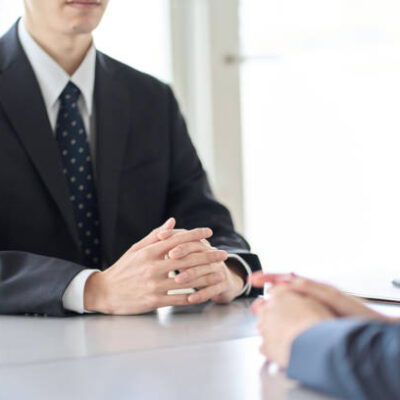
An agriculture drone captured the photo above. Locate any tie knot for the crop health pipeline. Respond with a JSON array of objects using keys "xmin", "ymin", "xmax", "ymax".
[{"xmin": 60, "ymin": 81, "xmax": 81, "ymax": 103}]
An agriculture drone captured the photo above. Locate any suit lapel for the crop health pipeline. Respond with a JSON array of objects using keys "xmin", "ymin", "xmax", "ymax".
[
  {"xmin": 95, "ymin": 52, "xmax": 131, "ymax": 264},
  {"xmin": 0, "ymin": 24, "xmax": 133, "ymax": 262},
  {"xmin": 0, "ymin": 23, "xmax": 80, "ymax": 248}
]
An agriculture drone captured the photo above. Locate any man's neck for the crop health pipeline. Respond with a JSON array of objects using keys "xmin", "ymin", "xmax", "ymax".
[{"xmin": 23, "ymin": 20, "xmax": 93, "ymax": 76}]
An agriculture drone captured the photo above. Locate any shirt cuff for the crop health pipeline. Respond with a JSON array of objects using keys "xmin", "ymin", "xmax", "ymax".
[
  {"xmin": 62, "ymin": 269, "xmax": 100, "ymax": 314},
  {"xmin": 227, "ymin": 254, "xmax": 252, "ymax": 297}
]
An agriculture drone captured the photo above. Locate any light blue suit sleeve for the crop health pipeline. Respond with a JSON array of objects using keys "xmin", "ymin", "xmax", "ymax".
[{"xmin": 287, "ymin": 319, "xmax": 400, "ymax": 400}]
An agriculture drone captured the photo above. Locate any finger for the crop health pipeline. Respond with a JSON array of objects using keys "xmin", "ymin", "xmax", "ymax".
[
  {"xmin": 157, "ymin": 228, "xmax": 187, "ymax": 241},
  {"xmin": 267, "ymin": 283, "xmax": 293, "ymax": 296},
  {"xmin": 187, "ymin": 282, "xmax": 226, "ymax": 304},
  {"xmin": 290, "ymin": 278, "xmax": 336, "ymax": 299},
  {"xmin": 249, "ymin": 272, "xmax": 295, "ymax": 288},
  {"xmin": 268, "ymin": 287, "xmax": 305, "ymax": 305},
  {"xmin": 162, "ymin": 250, "xmax": 227, "ymax": 273},
  {"xmin": 289, "ymin": 278, "xmax": 353, "ymax": 315},
  {"xmin": 174, "ymin": 263, "xmax": 222, "ymax": 284},
  {"xmin": 201, "ymin": 239, "xmax": 212, "ymax": 247},
  {"xmin": 152, "ymin": 228, "xmax": 213, "ymax": 256},
  {"xmin": 189, "ymin": 272, "xmax": 225, "ymax": 288},
  {"xmin": 156, "ymin": 294, "xmax": 190, "ymax": 308},
  {"xmin": 158, "ymin": 272, "xmax": 224, "ymax": 292},
  {"xmin": 128, "ymin": 218, "xmax": 176, "ymax": 253},
  {"xmin": 250, "ymin": 297, "xmax": 267, "ymax": 315},
  {"xmin": 168, "ymin": 241, "xmax": 212, "ymax": 260},
  {"xmin": 287, "ymin": 279, "xmax": 383, "ymax": 320}
]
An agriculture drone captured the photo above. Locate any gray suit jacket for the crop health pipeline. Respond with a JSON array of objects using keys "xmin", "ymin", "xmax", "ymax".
[{"xmin": 287, "ymin": 318, "xmax": 400, "ymax": 400}]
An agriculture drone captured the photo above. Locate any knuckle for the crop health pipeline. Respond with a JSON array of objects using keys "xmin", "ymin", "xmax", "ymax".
[
  {"xmin": 180, "ymin": 271, "xmax": 192, "ymax": 282},
  {"xmin": 216, "ymin": 262, "xmax": 226, "ymax": 272},
  {"xmin": 146, "ymin": 279, "xmax": 158, "ymax": 293},
  {"xmin": 207, "ymin": 274, "xmax": 217, "ymax": 284},
  {"xmin": 174, "ymin": 244, "xmax": 185, "ymax": 253},
  {"xmin": 141, "ymin": 247, "xmax": 152, "ymax": 259},
  {"xmin": 146, "ymin": 295, "xmax": 159, "ymax": 310},
  {"xmin": 197, "ymin": 293, "xmax": 206, "ymax": 303},
  {"xmin": 208, "ymin": 252, "xmax": 219, "ymax": 262},
  {"xmin": 211, "ymin": 284, "xmax": 223, "ymax": 297},
  {"xmin": 144, "ymin": 263, "xmax": 158, "ymax": 279},
  {"xmin": 181, "ymin": 243, "xmax": 191, "ymax": 251},
  {"xmin": 206, "ymin": 275, "xmax": 216, "ymax": 286}
]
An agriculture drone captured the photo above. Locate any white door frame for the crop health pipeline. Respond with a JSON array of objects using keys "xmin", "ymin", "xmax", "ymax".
[{"xmin": 169, "ymin": 0, "xmax": 245, "ymax": 232}]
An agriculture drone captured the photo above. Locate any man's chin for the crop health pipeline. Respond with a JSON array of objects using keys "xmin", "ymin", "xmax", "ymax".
[
  {"xmin": 67, "ymin": 21, "xmax": 99, "ymax": 35},
  {"xmin": 60, "ymin": 11, "xmax": 103, "ymax": 35}
]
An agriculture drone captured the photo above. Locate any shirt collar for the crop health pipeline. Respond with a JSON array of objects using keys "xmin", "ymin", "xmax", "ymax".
[{"xmin": 18, "ymin": 19, "xmax": 96, "ymax": 116}]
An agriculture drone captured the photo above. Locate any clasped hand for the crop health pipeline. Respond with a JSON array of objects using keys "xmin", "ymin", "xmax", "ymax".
[
  {"xmin": 84, "ymin": 218, "xmax": 244, "ymax": 314},
  {"xmin": 249, "ymin": 272, "xmax": 396, "ymax": 369}
]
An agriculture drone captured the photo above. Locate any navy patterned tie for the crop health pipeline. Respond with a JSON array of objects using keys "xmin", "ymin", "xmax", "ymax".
[{"xmin": 55, "ymin": 81, "xmax": 101, "ymax": 267}]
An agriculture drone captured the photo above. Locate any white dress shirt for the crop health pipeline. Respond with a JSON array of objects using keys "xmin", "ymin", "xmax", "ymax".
[{"xmin": 18, "ymin": 20, "xmax": 252, "ymax": 314}]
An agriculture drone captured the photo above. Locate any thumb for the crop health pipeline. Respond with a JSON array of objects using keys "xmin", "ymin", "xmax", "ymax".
[
  {"xmin": 128, "ymin": 217, "xmax": 176, "ymax": 253},
  {"xmin": 250, "ymin": 272, "xmax": 295, "ymax": 288},
  {"xmin": 250, "ymin": 297, "xmax": 267, "ymax": 315}
]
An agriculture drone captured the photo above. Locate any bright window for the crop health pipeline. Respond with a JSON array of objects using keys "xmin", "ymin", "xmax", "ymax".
[
  {"xmin": 240, "ymin": 0, "xmax": 400, "ymax": 285},
  {"xmin": 0, "ymin": 0, "xmax": 171, "ymax": 82},
  {"xmin": 0, "ymin": 0, "xmax": 23, "ymax": 35},
  {"xmin": 94, "ymin": 0, "xmax": 171, "ymax": 82}
]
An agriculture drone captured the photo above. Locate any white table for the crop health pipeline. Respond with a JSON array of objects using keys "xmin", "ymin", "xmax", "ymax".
[{"xmin": 2, "ymin": 299, "xmax": 398, "ymax": 400}]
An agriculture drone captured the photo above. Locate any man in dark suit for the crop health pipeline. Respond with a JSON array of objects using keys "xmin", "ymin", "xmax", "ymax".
[
  {"xmin": 0, "ymin": 0, "xmax": 261, "ymax": 317},
  {"xmin": 251, "ymin": 273, "xmax": 400, "ymax": 400}
]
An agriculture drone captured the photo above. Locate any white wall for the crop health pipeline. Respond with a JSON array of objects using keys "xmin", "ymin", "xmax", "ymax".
[{"xmin": 241, "ymin": 0, "xmax": 400, "ymax": 286}]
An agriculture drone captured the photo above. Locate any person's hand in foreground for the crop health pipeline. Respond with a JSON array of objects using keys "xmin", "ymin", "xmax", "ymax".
[{"xmin": 249, "ymin": 272, "xmax": 396, "ymax": 368}]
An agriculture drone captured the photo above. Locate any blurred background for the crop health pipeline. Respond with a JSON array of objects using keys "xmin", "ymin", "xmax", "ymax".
[{"xmin": 2, "ymin": 0, "xmax": 400, "ymax": 287}]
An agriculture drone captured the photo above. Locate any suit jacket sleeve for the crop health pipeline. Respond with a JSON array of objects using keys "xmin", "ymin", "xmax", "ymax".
[
  {"xmin": 0, "ymin": 251, "xmax": 85, "ymax": 316},
  {"xmin": 287, "ymin": 318, "xmax": 400, "ymax": 400},
  {"xmin": 164, "ymin": 86, "xmax": 262, "ymax": 294}
]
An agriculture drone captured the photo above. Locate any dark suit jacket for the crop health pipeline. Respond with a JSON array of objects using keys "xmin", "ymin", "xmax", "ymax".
[
  {"xmin": 0, "ymin": 22, "xmax": 261, "ymax": 316},
  {"xmin": 287, "ymin": 318, "xmax": 400, "ymax": 400}
]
